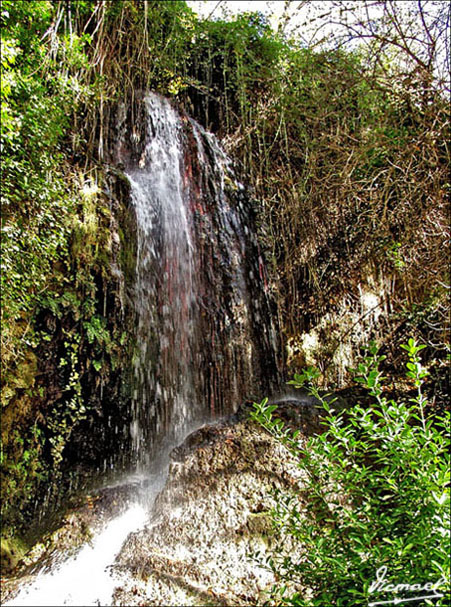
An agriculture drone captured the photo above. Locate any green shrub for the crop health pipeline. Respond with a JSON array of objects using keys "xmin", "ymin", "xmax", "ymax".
[{"xmin": 251, "ymin": 340, "xmax": 450, "ymax": 606}]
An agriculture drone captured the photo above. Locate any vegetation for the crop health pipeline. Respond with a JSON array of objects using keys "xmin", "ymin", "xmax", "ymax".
[
  {"xmin": 0, "ymin": 0, "xmax": 449, "ymax": 562},
  {"xmin": 1, "ymin": 0, "xmax": 134, "ymax": 536},
  {"xmin": 232, "ymin": 4, "xmax": 450, "ymax": 385},
  {"xmin": 251, "ymin": 340, "xmax": 450, "ymax": 606}
]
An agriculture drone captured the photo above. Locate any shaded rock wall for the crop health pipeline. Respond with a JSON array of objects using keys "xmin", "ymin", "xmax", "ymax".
[{"xmin": 1, "ymin": 167, "xmax": 139, "ymax": 538}]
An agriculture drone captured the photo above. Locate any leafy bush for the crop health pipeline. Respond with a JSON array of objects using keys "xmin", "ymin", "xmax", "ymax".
[{"xmin": 251, "ymin": 340, "xmax": 450, "ymax": 606}]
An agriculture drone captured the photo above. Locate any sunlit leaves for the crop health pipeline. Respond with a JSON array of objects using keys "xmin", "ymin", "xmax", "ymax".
[{"xmin": 252, "ymin": 342, "xmax": 451, "ymax": 606}]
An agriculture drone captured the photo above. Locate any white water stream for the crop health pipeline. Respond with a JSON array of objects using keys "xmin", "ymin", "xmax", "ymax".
[
  {"xmin": 6, "ymin": 416, "xmax": 207, "ymax": 607},
  {"xmin": 5, "ymin": 503, "xmax": 146, "ymax": 606}
]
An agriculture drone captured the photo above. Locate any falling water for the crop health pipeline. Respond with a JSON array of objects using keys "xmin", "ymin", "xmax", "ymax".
[
  {"xmin": 5, "ymin": 93, "xmax": 279, "ymax": 605},
  {"xmin": 126, "ymin": 95, "xmax": 197, "ymax": 464},
  {"xmin": 122, "ymin": 93, "xmax": 279, "ymax": 468}
]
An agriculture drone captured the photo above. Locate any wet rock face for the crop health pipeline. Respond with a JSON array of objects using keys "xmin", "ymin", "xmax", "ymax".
[
  {"xmin": 0, "ymin": 166, "xmax": 139, "ymax": 540},
  {"xmin": 110, "ymin": 93, "xmax": 281, "ymax": 468},
  {"xmin": 111, "ymin": 410, "xmax": 308, "ymax": 606}
]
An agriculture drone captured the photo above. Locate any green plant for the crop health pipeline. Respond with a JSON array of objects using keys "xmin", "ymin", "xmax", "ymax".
[{"xmin": 251, "ymin": 340, "xmax": 450, "ymax": 606}]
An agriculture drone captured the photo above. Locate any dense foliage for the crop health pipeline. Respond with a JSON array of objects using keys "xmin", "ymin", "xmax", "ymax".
[
  {"xmin": 251, "ymin": 341, "xmax": 450, "ymax": 606},
  {"xmin": 1, "ymin": 0, "xmax": 134, "ymax": 536},
  {"xmin": 1, "ymin": 0, "xmax": 449, "ymax": 553}
]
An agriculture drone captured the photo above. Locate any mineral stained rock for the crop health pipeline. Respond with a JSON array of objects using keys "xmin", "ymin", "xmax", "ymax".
[{"xmin": 111, "ymin": 410, "xmax": 308, "ymax": 606}]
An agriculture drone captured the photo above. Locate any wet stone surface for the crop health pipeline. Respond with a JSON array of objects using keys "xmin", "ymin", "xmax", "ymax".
[
  {"xmin": 2, "ymin": 404, "xmax": 321, "ymax": 606},
  {"xmin": 111, "ymin": 408, "xmax": 309, "ymax": 606}
]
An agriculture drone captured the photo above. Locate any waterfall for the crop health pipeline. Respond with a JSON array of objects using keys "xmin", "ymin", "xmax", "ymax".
[
  {"xmin": 122, "ymin": 93, "xmax": 279, "ymax": 468},
  {"xmin": 5, "ymin": 93, "xmax": 279, "ymax": 606},
  {"xmin": 126, "ymin": 95, "xmax": 197, "ymax": 464}
]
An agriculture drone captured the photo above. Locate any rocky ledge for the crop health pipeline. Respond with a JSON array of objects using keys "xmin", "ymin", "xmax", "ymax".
[
  {"xmin": 111, "ymin": 405, "xmax": 313, "ymax": 606},
  {"xmin": 2, "ymin": 401, "xmax": 321, "ymax": 606}
]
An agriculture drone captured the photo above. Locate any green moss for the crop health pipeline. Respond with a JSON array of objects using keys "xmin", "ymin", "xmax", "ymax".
[
  {"xmin": 245, "ymin": 512, "xmax": 274, "ymax": 537},
  {"xmin": 0, "ymin": 535, "xmax": 27, "ymax": 574}
]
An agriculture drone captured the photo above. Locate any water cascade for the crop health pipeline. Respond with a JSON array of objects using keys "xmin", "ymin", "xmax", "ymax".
[
  {"xmin": 5, "ymin": 93, "xmax": 279, "ymax": 605},
  {"xmin": 120, "ymin": 93, "xmax": 279, "ymax": 467},
  {"xmin": 7, "ymin": 505, "xmax": 147, "ymax": 606}
]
